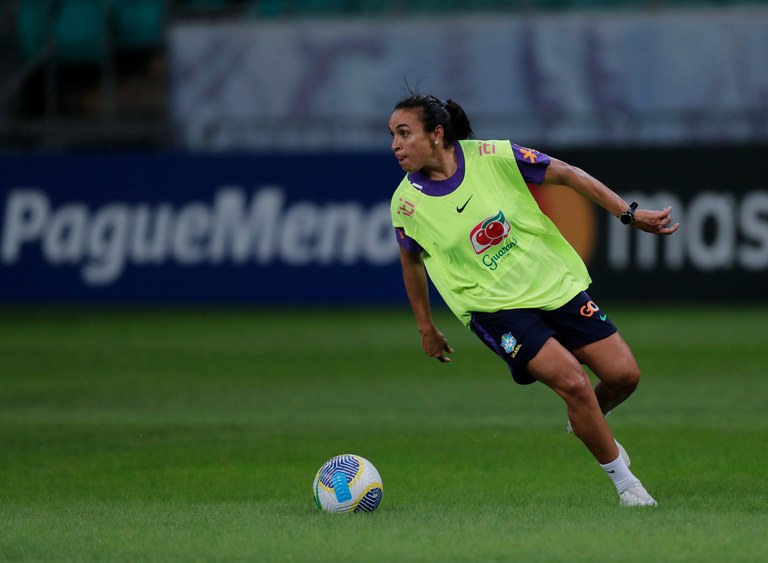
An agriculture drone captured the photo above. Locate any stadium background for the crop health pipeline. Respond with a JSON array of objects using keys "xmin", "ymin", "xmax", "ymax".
[
  {"xmin": 2, "ymin": 3, "xmax": 768, "ymax": 562},
  {"xmin": 1, "ymin": 0, "xmax": 767, "ymax": 306}
]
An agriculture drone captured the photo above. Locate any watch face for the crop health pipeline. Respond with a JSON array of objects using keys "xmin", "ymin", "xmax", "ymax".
[{"xmin": 620, "ymin": 213, "xmax": 632, "ymax": 225}]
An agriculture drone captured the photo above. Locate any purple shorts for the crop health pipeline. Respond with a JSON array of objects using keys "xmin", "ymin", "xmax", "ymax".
[{"xmin": 469, "ymin": 291, "xmax": 618, "ymax": 385}]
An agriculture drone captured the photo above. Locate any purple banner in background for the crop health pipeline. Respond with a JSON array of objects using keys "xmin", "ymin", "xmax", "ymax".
[{"xmin": 170, "ymin": 8, "xmax": 768, "ymax": 151}]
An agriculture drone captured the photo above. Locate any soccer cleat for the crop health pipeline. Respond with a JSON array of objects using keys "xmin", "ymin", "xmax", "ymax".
[{"xmin": 619, "ymin": 484, "xmax": 658, "ymax": 507}]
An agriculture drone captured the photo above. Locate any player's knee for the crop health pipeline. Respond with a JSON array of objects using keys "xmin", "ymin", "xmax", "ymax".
[
  {"xmin": 611, "ymin": 361, "xmax": 641, "ymax": 394},
  {"xmin": 556, "ymin": 365, "xmax": 594, "ymax": 404},
  {"xmin": 627, "ymin": 363, "xmax": 641, "ymax": 390}
]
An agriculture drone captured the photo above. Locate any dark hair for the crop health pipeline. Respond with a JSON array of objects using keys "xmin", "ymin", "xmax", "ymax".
[{"xmin": 394, "ymin": 95, "xmax": 474, "ymax": 145}]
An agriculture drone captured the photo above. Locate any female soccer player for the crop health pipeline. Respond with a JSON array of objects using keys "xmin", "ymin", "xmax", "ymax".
[{"xmin": 389, "ymin": 94, "xmax": 679, "ymax": 507}]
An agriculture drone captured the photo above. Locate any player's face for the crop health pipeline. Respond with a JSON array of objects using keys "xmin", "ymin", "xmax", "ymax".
[{"xmin": 388, "ymin": 108, "xmax": 436, "ymax": 173}]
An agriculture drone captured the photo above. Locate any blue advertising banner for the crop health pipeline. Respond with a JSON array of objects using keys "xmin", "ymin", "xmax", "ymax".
[
  {"xmin": 1, "ymin": 147, "xmax": 767, "ymax": 305},
  {"xmin": 0, "ymin": 153, "xmax": 406, "ymax": 304}
]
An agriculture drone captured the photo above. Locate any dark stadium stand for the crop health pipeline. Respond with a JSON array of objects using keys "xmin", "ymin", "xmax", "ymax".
[
  {"xmin": 2, "ymin": 0, "xmax": 168, "ymax": 149},
  {"xmin": 16, "ymin": 0, "xmax": 165, "ymax": 63},
  {"xmin": 1, "ymin": 0, "xmax": 766, "ymax": 149}
]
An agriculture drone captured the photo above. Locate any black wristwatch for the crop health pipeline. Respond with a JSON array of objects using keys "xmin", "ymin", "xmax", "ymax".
[{"xmin": 620, "ymin": 202, "xmax": 638, "ymax": 225}]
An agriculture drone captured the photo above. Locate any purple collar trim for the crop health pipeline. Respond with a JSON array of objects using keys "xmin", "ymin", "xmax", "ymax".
[{"xmin": 407, "ymin": 142, "xmax": 465, "ymax": 196}]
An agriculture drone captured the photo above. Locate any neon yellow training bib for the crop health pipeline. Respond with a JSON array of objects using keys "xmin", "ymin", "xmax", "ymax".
[{"xmin": 391, "ymin": 139, "xmax": 591, "ymax": 327}]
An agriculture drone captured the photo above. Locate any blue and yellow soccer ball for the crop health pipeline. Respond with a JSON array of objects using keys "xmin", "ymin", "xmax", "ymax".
[{"xmin": 312, "ymin": 454, "xmax": 383, "ymax": 513}]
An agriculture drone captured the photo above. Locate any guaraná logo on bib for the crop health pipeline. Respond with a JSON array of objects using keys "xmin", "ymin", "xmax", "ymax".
[{"xmin": 470, "ymin": 210, "xmax": 511, "ymax": 254}]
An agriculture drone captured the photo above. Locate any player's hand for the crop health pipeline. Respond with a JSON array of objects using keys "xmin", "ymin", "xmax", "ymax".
[
  {"xmin": 420, "ymin": 327, "xmax": 454, "ymax": 363},
  {"xmin": 633, "ymin": 206, "xmax": 680, "ymax": 235}
]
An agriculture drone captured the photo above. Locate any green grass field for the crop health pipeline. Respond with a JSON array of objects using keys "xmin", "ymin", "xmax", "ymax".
[{"xmin": 1, "ymin": 304, "xmax": 767, "ymax": 562}]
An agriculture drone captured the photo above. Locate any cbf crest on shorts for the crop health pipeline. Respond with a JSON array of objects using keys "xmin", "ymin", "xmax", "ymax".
[{"xmin": 500, "ymin": 333, "xmax": 522, "ymax": 358}]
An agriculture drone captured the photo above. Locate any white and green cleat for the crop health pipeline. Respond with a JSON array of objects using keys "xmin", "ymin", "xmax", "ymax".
[{"xmin": 619, "ymin": 484, "xmax": 658, "ymax": 507}]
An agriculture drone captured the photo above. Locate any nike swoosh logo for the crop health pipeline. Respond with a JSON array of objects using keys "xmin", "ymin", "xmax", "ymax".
[
  {"xmin": 457, "ymin": 195, "xmax": 473, "ymax": 213},
  {"xmin": 600, "ymin": 314, "xmax": 607, "ymax": 321}
]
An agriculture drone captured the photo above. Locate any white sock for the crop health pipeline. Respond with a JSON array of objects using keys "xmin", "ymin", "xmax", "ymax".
[{"xmin": 600, "ymin": 455, "xmax": 639, "ymax": 494}]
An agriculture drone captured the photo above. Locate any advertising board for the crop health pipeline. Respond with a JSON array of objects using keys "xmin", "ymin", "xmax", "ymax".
[{"xmin": 1, "ymin": 146, "xmax": 766, "ymax": 304}]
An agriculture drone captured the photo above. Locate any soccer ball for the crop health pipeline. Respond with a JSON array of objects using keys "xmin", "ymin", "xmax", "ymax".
[{"xmin": 312, "ymin": 454, "xmax": 383, "ymax": 513}]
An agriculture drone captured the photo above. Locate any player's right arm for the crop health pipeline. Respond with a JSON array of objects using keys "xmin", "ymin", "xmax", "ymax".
[
  {"xmin": 543, "ymin": 157, "xmax": 679, "ymax": 235},
  {"xmin": 399, "ymin": 245, "xmax": 454, "ymax": 363}
]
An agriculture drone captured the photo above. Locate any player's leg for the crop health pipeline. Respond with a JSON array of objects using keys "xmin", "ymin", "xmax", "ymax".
[
  {"xmin": 526, "ymin": 337, "xmax": 618, "ymax": 464},
  {"xmin": 471, "ymin": 305, "xmax": 620, "ymax": 463},
  {"xmin": 528, "ymin": 337, "xmax": 657, "ymax": 506},
  {"xmin": 573, "ymin": 331, "xmax": 641, "ymax": 415},
  {"xmin": 471, "ymin": 309, "xmax": 656, "ymax": 506},
  {"xmin": 546, "ymin": 293, "xmax": 639, "ymax": 418},
  {"xmin": 557, "ymin": 299, "xmax": 638, "ymax": 467}
]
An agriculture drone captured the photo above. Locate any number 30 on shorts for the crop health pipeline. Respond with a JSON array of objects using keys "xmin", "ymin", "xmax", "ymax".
[{"xmin": 579, "ymin": 300, "xmax": 600, "ymax": 317}]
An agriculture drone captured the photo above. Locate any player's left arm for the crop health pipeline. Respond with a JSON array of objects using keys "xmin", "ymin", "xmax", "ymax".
[{"xmin": 543, "ymin": 157, "xmax": 679, "ymax": 235}]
